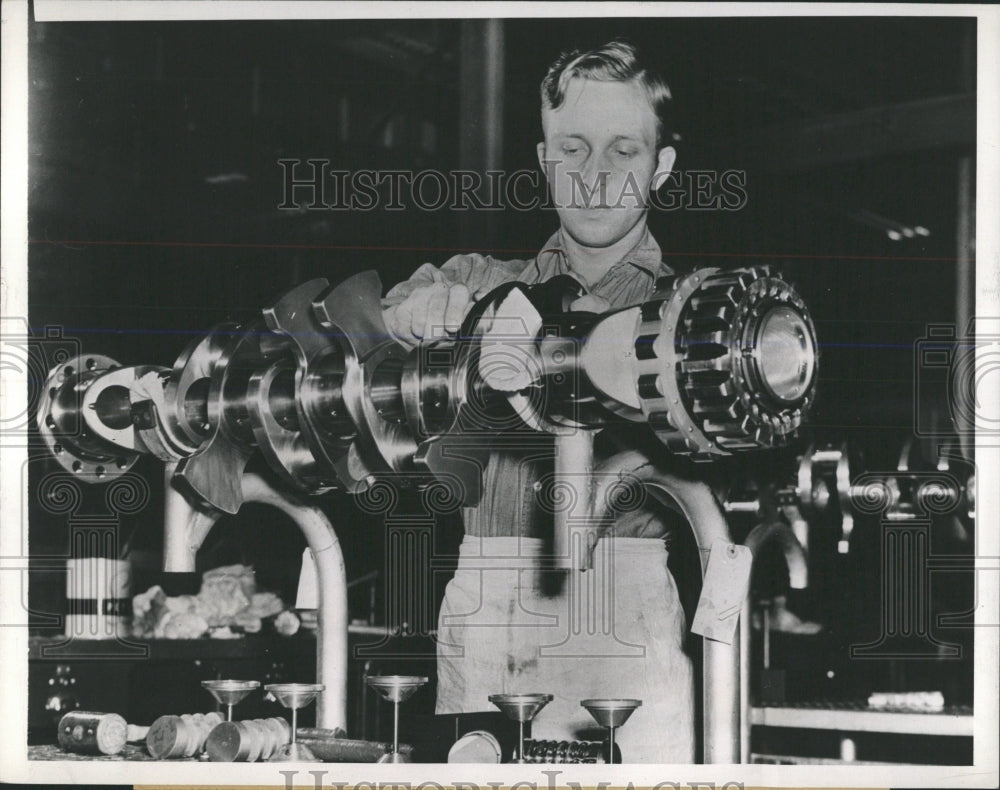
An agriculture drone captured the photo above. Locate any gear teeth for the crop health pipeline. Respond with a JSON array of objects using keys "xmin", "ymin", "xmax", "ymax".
[
  {"xmin": 702, "ymin": 418, "xmax": 742, "ymax": 435},
  {"xmin": 640, "ymin": 299, "xmax": 667, "ymax": 322},
  {"xmin": 692, "ymin": 399, "xmax": 740, "ymax": 420},
  {"xmin": 716, "ymin": 435, "xmax": 760, "ymax": 450},
  {"xmin": 681, "ymin": 330, "xmax": 728, "ymax": 355},
  {"xmin": 635, "ymin": 267, "xmax": 816, "ymax": 458},
  {"xmin": 754, "ymin": 423, "xmax": 774, "ymax": 445},
  {"xmin": 637, "ymin": 374, "xmax": 663, "ymax": 399},
  {"xmin": 685, "ymin": 306, "xmax": 733, "ymax": 329},
  {"xmin": 685, "ymin": 380, "xmax": 737, "ymax": 400},
  {"xmin": 680, "ymin": 356, "xmax": 730, "ymax": 374},
  {"xmin": 666, "ymin": 434, "xmax": 691, "ymax": 453},
  {"xmin": 689, "ymin": 289, "xmax": 739, "ymax": 311},
  {"xmin": 649, "ymin": 411, "xmax": 677, "ymax": 432},
  {"xmin": 635, "ymin": 333, "xmax": 660, "ymax": 360}
]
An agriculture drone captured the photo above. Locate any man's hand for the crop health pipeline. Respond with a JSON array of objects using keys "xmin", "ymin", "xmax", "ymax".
[
  {"xmin": 570, "ymin": 294, "xmax": 611, "ymax": 313},
  {"xmin": 383, "ymin": 274, "xmax": 475, "ymax": 347},
  {"xmin": 384, "ymin": 277, "xmax": 610, "ymax": 347}
]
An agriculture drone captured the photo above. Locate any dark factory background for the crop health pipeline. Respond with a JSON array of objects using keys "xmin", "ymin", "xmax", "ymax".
[{"xmin": 26, "ymin": 15, "xmax": 977, "ymax": 763}]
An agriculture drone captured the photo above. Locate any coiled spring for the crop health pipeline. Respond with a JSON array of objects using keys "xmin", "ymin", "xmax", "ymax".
[{"xmin": 520, "ymin": 738, "xmax": 615, "ymax": 763}]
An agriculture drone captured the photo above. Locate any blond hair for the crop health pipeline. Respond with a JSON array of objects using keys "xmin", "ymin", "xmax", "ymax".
[{"xmin": 540, "ymin": 40, "xmax": 674, "ymax": 146}]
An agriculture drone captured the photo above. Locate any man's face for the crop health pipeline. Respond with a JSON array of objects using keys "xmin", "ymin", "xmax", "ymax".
[{"xmin": 538, "ymin": 77, "xmax": 675, "ymax": 249}]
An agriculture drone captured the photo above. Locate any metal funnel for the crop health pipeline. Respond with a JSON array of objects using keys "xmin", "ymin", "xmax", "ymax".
[
  {"xmin": 269, "ymin": 741, "xmax": 320, "ymax": 762},
  {"xmin": 365, "ymin": 675, "xmax": 428, "ymax": 704},
  {"xmin": 265, "ymin": 683, "xmax": 325, "ymax": 710},
  {"xmin": 201, "ymin": 680, "xmax": 260, "ymax": 707},
  {"xmin": 580, "ymin": 698, "xmax": 642, "ymax": 728},
  {"xmin": 377, "ymin": 751, "xmax": 411, "ymax": 763},
  {"xmin": 489, "ymin": 693, "xmax": 553, "ymax": 723}
]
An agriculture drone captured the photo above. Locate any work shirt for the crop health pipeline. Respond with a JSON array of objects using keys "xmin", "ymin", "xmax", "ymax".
[{"xmin": 381, "ymin": 226, "xmax": 674, "ymax": 538}]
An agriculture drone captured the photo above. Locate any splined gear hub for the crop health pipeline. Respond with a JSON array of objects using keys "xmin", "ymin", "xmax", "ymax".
[{"xmin": 635, "ymin": 266, "xmax": 817, "ymax": 459}]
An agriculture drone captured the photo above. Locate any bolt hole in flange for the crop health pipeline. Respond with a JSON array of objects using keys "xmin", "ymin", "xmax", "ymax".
[{"xmin": 38, "ymin": 354, "xmax": 140, "ymax": 481}]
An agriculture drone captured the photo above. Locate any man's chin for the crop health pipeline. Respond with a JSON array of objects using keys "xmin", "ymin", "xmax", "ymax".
[
  {"xmin": 562, "ymin": 222, "xmax": 630, "ymax": 249},
  {"xmin": 558, "ymin": 209, "xmax": 645, "ymax": 249}
]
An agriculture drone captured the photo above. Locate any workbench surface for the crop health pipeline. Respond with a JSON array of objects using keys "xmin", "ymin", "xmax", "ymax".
[{"xmin": 28, "ymin": 743, "xmax": 199, "ymax": 761}]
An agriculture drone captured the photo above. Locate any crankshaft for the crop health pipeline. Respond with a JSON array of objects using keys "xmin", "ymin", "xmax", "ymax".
[{"xmin": 38, "ymin": 266, "xmax": 819, "ymax": 516}]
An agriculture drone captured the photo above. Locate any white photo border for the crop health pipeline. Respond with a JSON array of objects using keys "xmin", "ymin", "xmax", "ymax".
[{"xmin": 1, "ymin": 1, "xmax": 997, "ymax": 787}]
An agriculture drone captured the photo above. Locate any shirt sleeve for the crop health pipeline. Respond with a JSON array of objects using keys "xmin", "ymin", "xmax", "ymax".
[{"xmin": 381, "ymin": 253, "xmax": 524, "ymax": 309}]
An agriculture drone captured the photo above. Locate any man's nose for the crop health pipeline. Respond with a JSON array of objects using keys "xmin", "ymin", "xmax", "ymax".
[{"xmin": 577, "ymin": 154, "xmax": 611, "ymax": 208}]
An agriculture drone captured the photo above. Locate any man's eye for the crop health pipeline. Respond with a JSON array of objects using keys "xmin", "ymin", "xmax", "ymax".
[
  {"xmin": 562, "ymin": 145, "xmax": 583, "ymax": 155},
  {"xmin": 616, "ymin": 148, "xmax": 637, "ymax": 158}
]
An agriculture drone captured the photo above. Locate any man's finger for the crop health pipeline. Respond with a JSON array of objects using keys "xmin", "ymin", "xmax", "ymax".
[
  {"xmin": 423, "ymin": 282, "xmax": 450, "ymax": 340},
  {"xmin": 382, "ymin": 306, "xmax": 398, "ymax": 341},
  {"xmin": 444, "ymin": 284, "xmax": 472, "ymax": 333},
  {"xmin": 390, "ymin": 300, "xmax": 414, "ymax": 343},
  {"xmin": 409, "ymin": 288, "xmax": 432, "ymax": 340}
]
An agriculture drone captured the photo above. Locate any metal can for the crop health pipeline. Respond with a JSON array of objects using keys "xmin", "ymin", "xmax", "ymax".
[
  {"xmin": 146, "ymin": 711, "xmax": 224, "ymax": 759},
  {"xmin": 205, "ymin": 717, "xmax": 290, "ymax": 762},
  {"xmin": 447, "ymin": 730, "xmax": 502, "ymax": 763},
  {"xmin": 57, "ymin": 711, "xmax": 128, "ymax": 755}
]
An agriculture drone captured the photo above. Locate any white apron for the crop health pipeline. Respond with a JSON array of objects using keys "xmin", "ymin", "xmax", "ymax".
[{"xmin": 436, "ymin": 535, "xmax": 695, "ymax": 763}]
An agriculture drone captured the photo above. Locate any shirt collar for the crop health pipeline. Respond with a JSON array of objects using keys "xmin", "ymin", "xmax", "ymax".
[{"xmin": 535, "ymin": 226, "xmax": 665, "ymax": 281}]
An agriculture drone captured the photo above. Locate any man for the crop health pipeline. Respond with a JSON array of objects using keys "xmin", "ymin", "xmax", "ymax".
[{"xmin": 381, "ymin": 41, "xmax": 694, "ymax": 763}]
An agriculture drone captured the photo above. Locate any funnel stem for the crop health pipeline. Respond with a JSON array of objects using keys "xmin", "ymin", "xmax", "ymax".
[
  {"xmin": 291, "ymin": 708, "xmax": 298, "ymax": 747},
  {"xmin": 609, "ymin": 725, "xmax": 616, "ymax": 764},
  {"xmin": 226, "ymin": 703, "xmax": 233, "ymax": 722},
  {"xmin": 392, "ymin": 701, "xmax": 400, "ymax": 755},
  {"xmin": 518, "ymin": 720, "xmax": 525, "ymax": 762}
]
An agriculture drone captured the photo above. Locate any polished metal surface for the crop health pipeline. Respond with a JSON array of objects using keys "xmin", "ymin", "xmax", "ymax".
[
  {"xmin": 489, "ymin": 693, "xmax": 554, "ymax": 724},
  {"xmin": 264, "ymin": 682, "xmax": 324, "ymax": 762},
  {"xmin": 38, "ymin": 266, "xmax": 817, "ymax": 508},
  {"xmin": 634, "ymin": 267, "xmax": 817, "ymax": 457},
  {"xmin": 165, "ymin": 324, "xmax": 239, "ymax": 446},
  {"xmin": 201, "ymin": 679, "xmax": 260, "ymax": 705},
  {"xmin": 448, "ymin": 730, "xmax": 503, "ymax": 763},
  {"xmin": 36, "ymin": 354, "xmax": 141, "ymax": 481},
  {"xmin": 581, "ymin": 698, "xmax": 641, "ymax": 764},
  {"xmin": 580, "ymin": 698, "xmax": 642, "ymax": 728},
  {"xmin": 490, "ymin": 693, "xmax": 554, "ymax": 764},
  {"xmin": 265, "ymin": 682, "xmax": 324, "ymax": 709},
  {"xmin": 366, "ymin": 675, "xmax": 428, "ymax": 761},
  {"xmin": 753, "ymin": 306, "xmax": 816, "ymax": 404},
  {"xmin": 173, "ymin": 318, "xmax": 275, "ymax": 513},
  {"xmin": 365, "ymin": 675, "xmax": 428, "ymax": 704},
  {"xmin": 260, "ymin": 278, "xmax": 360, "ymax": 493}
]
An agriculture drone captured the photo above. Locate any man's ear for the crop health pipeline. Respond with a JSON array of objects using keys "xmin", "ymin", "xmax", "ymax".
[
  {"xmin": 650, "ymin": 145, "xmax": 677, "ymax": 193},
  {"xmin": 536, "ymin": 141, "xmax": 548, "ymax": 173}
]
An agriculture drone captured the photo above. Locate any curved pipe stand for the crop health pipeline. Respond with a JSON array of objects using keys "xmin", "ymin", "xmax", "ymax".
[
  {"xmin": 162, "ymin": 468, "xmax": 348, "ymax": 732},
  {"xmin": 589, "ymin": 450, "xmax": 741, "ymax": 764},
  {"xmin": 739, "ymin": 521, "xmax": 809, "ymax": 763},
  {"xmin": 162, "ymin": 463, "xmax": 219, "ymax": 573}
]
